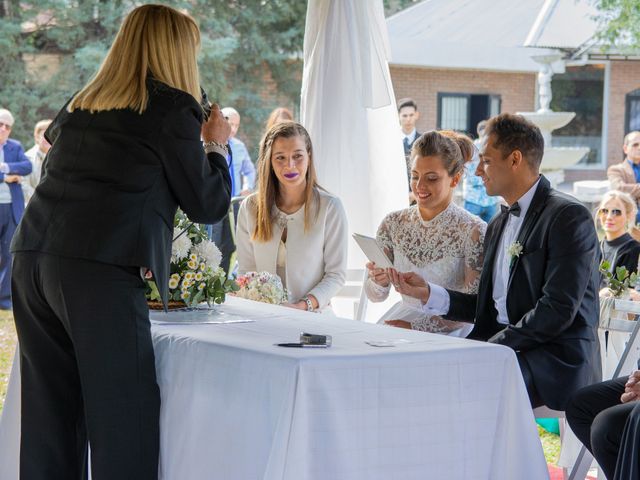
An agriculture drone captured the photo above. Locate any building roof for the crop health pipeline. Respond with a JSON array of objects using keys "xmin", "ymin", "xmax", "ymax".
[{"xmin": 386, "ymin": 0, "xmax": 599, "ymax": 72}]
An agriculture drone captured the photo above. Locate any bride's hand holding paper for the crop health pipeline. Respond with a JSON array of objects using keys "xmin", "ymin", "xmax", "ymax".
[
  {"xmin": 388, "ymin": 268, "xmax": 431, "ymax": 304},
  {"xmin": 366, "ymin": 261, "xmax": 390, "ymax": 287}
]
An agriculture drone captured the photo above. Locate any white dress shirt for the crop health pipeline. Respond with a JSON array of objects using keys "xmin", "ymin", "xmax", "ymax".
[
  {"xmin": 403, "ymin": 129, "xmax": 417, "ymax": 145},
  {"xmin": 423, "ymin": 178, "xmax": 541, "ymax": 324}
]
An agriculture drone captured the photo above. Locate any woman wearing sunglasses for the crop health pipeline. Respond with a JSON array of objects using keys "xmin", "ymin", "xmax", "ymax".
[{"xmin": 597, "ymin": 190, "xmax": 640, "ymax": 289}]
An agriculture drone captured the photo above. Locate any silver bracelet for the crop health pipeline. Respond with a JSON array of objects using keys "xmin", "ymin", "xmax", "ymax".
[
  {"xmin": 302, "ymin": 296, "xmax": 314, "ymax": 312},
  {"xmin": 203, "ymin": 140, "xmax": 228, "ymax": 155}
]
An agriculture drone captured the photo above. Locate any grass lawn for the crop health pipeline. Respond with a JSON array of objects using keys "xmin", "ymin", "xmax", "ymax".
[{"xmin": 0, "ymin": 311, "xmax": 562, "ymax": 465}]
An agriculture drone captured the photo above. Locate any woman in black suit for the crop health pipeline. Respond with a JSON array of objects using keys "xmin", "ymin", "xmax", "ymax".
[
  {"xmin": 10, "ymin": 5, "xmax": 231, "ymax": 479},
  {"xmin": 597, "ymin": 190, "xmax": 640, "ymax": 289}
]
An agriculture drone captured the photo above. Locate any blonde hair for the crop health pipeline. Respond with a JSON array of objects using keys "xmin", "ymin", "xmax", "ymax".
[
  {"xmin": 597, "ymin": 190, "xmax": 638, "ymax": 228},
  {"xmin": 252, "ymin": 121, "xmax": 320, "ymax": 242},
  {"xmin": 265, "ymin": 107, "xmax": 294, "ymax": 132},
  {"xmin": 34, "ymin": 119, "xmax": 52, "ymax": 137},
  {"xmin": 68, "ymin": 4, "xmax": 201, "ymax": 114}
]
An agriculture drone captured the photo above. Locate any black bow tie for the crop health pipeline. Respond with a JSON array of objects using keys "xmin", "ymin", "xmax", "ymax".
[{"xmin": 501, "ymin": 202, "xmax": 521, "ymax": 217}]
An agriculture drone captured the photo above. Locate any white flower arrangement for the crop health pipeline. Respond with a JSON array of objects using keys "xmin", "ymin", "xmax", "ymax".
[
  {"xmin": 235, "ymin": 271, "xmax": 288, "ymax": 305},
  {"xmin": 147, "ymin": 210, "xmax": 238, "ymax": 307},
  {"xmin": 507, "ymin": 241, "xmax": 523, "ymax": 263}
]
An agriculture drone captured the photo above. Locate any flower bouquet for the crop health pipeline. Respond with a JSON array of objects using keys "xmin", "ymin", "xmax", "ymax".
[
  {"xmin": 235, "ymin": 271, "xmax": 288, "ymax": 305},
  {"xmin": 146, "ymin": 210, "xmax": 238, "ymax": 309},
  {"xmin": 600, "ymin": 260, "xmax": 637, "ymax": 298}
]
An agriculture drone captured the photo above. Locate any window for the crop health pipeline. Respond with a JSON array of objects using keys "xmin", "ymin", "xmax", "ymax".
[
  {"xmin": 437, "ymin": 93, "xmax": 501, "ymax": 137},
  {"xmin": 626, "ymin": 89, "xmax": 640, "ymax": 134},
  {"xmin": 550, "ymin": 64, "xmax": 605, "ymax": 166}
]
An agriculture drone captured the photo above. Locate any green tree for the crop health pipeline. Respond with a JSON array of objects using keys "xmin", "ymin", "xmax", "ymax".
[
  {"xmin": 592, "ymin": 0, "xmax": 640, "ymax": 52},
  {"xmin": 0, "ymin": 0, "xmax": 306, "ymax": 152}
]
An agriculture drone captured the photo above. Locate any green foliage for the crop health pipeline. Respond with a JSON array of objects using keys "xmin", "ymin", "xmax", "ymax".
[
  {"xmin": 600, "ymin": 259, "xmax": 638, "ymax": 297},
  {"xmin": 0, "ymin": 1, "xmax": 306, "ymax": 153},
  {"xmin": 592, "ymin": 0, "xmax": 640, "ymax": 52}
]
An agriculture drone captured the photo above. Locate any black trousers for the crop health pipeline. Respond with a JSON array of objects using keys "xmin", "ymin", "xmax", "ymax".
[
  {"xmin": 12, "ymin": 252, "xmax": 160, "ymax": 480},
  {"xmin": 565, "ymin": 376, "xmax": 640, "ymax": 480}
]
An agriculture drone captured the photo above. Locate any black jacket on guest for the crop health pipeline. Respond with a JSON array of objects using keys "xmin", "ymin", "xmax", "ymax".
[
  {"xmin": 444, "ymin": 176, "xmax": 602, "ymax": 410},
  {"xmin": 601, "ymin": 233, "xmax": 640, "ymax": 286},
  {"xmin": 11, "ymin": 79, "xmax": 231, "ymax": 306}
]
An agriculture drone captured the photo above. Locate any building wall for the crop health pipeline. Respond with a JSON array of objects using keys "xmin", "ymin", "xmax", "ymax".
[
  {"xmin": 389, "ymin": 66, "xmax": 536, "ymax": 134},
  {"xmin": 607, "ymin": 60, "xmax": 640, "ymax": 167}
]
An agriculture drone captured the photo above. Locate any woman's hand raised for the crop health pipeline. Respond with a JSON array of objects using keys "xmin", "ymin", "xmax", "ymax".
[
  {"xmin": 201, "ymin": 103, "xmax": 231, "ymax": 144},
  {"xmin": 366, "ymin": 261, "xmax": 390, "ymax": 287}
]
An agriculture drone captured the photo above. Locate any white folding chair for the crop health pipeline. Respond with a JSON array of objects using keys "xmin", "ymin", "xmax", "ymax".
[
  {"xmin": 567, "ymin": 299, "xmax": 640, "ymax": 480},
  {"xmin": 533, "ymin": 406, "xmax": 568, "ymax": 479},
  {"xmin": 333, "ymin": 269, "xmax": 368, "ymax": 321}
]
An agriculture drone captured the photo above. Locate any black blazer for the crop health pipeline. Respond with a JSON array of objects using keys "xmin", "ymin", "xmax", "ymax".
[
  {"xmin": 445, "ymin": 176, "xmax": 601, "ymax": 410},
  {"xmin": 11, "ymin": 79, "xmax": 231, "ymax": 305}
]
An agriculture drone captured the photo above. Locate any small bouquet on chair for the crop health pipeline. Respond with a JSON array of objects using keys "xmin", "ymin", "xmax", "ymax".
[{"xmin": 234, "ymin": 271, "xmax": 288, "ymax": 305}]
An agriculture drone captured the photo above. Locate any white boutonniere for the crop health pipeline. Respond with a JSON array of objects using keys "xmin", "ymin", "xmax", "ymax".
[{"xmin": 507, "ymin": 241, "xmax": 523, "ymax": 264}]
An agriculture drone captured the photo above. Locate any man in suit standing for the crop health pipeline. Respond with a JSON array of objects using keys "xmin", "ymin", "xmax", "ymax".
[
  {"xmin": 0, "ymin": 109, "xmax": 32, "ymax": 310},
  {"xmin": 391, "ymin": 113, "xmax": 601, "ymax": 410},
  {"xmin": 398, "ymin": 98, "xmax": 420, "ymax": 195},
  {"xmin": 608, "ymin": 131, "xmax": 640, "ymax": 224}
]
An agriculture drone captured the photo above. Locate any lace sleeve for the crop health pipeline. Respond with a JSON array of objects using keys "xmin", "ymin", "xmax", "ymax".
[
  {"xmin": 364, "ymin": 215, "xmax": 395, "ymax": 302},
  {"xmin": 461, "ymin": 221, "xmax": 486, "ymax": 294},
  {"xmin": 376, "ymin": 215, "xmax": 395, "ymax": 264}
]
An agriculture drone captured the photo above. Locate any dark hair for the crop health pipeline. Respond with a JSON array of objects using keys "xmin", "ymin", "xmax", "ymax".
[
  {"xmin": 397, "ymin": 98, "xmax": 418, "ymax": 112},
  {"xmin": 485, "ymin": 113, "xmax": 544, "ymax": 169},
  {"xmin": 411, "ymin": 130, "xmax": 464, "ymax": 176}
]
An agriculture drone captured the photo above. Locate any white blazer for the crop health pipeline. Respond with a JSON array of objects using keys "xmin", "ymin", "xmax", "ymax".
[{"xmin": 236, "ymin": 189, "xmax": 348, "ymax": 309}]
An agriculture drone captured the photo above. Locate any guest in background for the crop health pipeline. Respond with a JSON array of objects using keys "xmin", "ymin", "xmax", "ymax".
[
  {"xmin": 209, "ymin": 107, "xmax": 256, "ymax": 276},
  {"xmin": 607, "ymin": 131, "xmax": 640, "ymax": 224},
  {"xmin": 398, "ymin": 97, "xmax": 421, "ymax": 186},
  {"xmin": 10, "ymin": 5, "xmax": 231, "ymax": 478},
  {"xmin": 0, "ymin": 108, "xmax": 33, "ymax": 310},
  {"xmin": 463, "ymin": 120, "xmax": 500, "ymax": 222},
  {"xmin": 265, "ymin": 106, "xmax": 293, "ymax": 132},
  {"xmin": 567, "ymin": 369, "xmax": 640, "ymax": 480},
  {"xmin": 236, "ymin": 122, "xmax": 348, "ymax": 313},
  {"xmin": 365, "ymin": 130, "xmax": 485, "ymax": 336},
  {"xmin": 596, "ymin": 190, "xmax": 640, "ymax": 289},
  {"xmin": 23, "ymin": 119, "xmax": 53, "ymax": 202}
]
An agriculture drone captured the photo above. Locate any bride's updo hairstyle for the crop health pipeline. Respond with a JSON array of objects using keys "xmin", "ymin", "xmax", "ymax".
[
  {"xmin": 410, "ymin": 130, "xmax": 465, "ymax": 177},
  {"xmin": 439, "ymin": 130, "xmax": 475, "ymax": 164}
]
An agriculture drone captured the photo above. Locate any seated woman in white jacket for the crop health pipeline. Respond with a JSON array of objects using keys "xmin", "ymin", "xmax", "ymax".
[{"xmin": 236, "ymin": 122, "xmax": 348, "ymax": 312}]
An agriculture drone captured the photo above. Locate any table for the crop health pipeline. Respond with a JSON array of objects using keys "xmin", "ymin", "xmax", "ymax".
[{"xmin": 0, "ymin": 297, "xmax": 548, "ymax": 479}]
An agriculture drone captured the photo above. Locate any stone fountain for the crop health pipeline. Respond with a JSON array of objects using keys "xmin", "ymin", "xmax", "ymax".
[{"xmin": 517, "ymin": 53, "xmax": 589, "ymax": 187}]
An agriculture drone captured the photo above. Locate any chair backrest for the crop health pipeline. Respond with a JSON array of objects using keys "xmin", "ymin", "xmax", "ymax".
[
  {"xmin": 334, "ymin": 269, "xmax": 368, "ymax": 321},
  {"xmin": 610, "ymin": 299, "xmax": 640, "ymax": 377}
]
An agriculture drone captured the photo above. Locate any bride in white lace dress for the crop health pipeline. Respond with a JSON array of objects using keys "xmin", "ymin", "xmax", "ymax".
[{"xmin": 365, "ymin": 130, "xmax": 486, "ymax": 336}]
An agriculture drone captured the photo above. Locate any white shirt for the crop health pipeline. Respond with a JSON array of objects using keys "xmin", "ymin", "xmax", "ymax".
[
  {"xmin": 402, "ymin": 129, "xmax": 417, "ymax": 145},
  {"xmin": 423, "ymin": 178, "xmax": 541, "ymax": 325}
]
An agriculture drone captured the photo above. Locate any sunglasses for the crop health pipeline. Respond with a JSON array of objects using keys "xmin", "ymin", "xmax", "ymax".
[{"xmin": 598, "ymin": 208, "xmax": 623, "ymax": 217}]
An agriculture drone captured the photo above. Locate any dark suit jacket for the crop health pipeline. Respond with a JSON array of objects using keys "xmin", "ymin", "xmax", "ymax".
[
  {"xmin": 2, "ymin": 139, "xmax": 33, "ymax": 223},
  {"xmin": 445, "ymin": 176, "xmax": 601, "ymax": 410},
  {"xmin": 403, "ymin": 131, "xmax": 420, "ymax": 188},
  {"xmin": 11, "ymin": 79, "xmax": 231, "ymax": 306}
]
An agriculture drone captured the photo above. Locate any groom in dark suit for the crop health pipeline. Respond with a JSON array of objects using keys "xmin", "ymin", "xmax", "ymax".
[{"xmin": 392, "ymin": 113, "xmax": 601, "ymax": 410}]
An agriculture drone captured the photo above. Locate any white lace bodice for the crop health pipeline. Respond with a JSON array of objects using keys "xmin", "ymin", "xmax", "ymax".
[{"xmin": 366, "ymin": 203, "xmax": 486, "ymax": 333}]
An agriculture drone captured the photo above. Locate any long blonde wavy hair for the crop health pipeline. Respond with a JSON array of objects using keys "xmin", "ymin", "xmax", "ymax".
[
  {"xmin": 68, "ymin": 4, "xmax": 201, "ymax": 114},
  {"xmin": 252, "ymin": 122, "xmax": 321, "ymax": 242}
]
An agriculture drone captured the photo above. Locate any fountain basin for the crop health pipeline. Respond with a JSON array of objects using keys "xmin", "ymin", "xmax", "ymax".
[
  {"xmin": 518, "ymin": 111, "xmax": 576, "ymax": 132},
  {"xmin": 541, "ymin": 147, "xmax": 589, "ymax": 171}
]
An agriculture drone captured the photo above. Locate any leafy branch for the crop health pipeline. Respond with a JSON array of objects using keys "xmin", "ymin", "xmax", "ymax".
[{"xmin": 600, "ymin": 260, "xmax": 637, "ymax": 298}]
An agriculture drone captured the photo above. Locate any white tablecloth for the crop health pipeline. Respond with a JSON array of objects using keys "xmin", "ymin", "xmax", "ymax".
[{"xmin": 0, "ymin": 297, "xmax": 548, "ymax": 479}]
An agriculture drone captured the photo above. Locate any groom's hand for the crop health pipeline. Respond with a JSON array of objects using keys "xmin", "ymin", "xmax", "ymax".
[{"xmin": 388, "ymin": 269, "xmax": 430, "ymax": 304}]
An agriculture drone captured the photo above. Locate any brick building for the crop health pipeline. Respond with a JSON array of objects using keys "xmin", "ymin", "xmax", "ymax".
[{"xmin": 386, "ymin": 0, "xmax": 640, "ymax": 184}]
